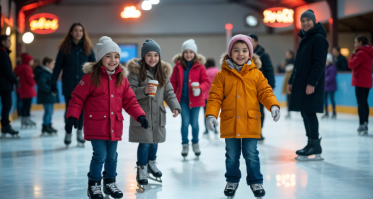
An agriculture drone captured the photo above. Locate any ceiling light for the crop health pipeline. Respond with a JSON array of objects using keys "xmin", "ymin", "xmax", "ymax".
[
  {"xmin": 22, "ymin": 32, "xmax": 34, "ymax": 44},
  {"xmin": 246, "ymin": 15, "xmax": 258, "ymax": 26},
  {"xmin": 142, "ymin": 1, "xmax": 152, "ymax": 10},
  {"xmin": 6, "ymin": 27, "xmax": 11, "ymax": 35},
  {"xmin": 149, "ymin": 0, "xmax": 159, "ymax": 4}
]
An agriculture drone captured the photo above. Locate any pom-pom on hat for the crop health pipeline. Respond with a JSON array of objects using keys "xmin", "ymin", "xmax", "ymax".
[
  {"xmin": 96, "ymin": 36, "xmax": 121, "ymax": 62},
  {"xmin": 227, "ymin": 34, "xmax": 253, "ymax": 58}
]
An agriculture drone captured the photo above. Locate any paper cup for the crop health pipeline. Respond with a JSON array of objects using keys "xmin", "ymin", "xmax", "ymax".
[
  {"xmin": 148, "ymin": 80, "xmax": 159, "ymax": 97},
  {"xmin": 191, "ymin": 82, "xmax": 200, "ymax": 90}
]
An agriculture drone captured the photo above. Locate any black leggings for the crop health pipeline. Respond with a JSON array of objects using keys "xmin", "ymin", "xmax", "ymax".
[
  {"xmin": 355, "ymin": 87, "xmax": 370, "ymax": 125},
  {"xmin": 301, "ymin": 112, "xmax": 319, "ymax": 139},
  {"xmin": 21, "ymin": 98, "xmax": 32, "ymax": 117},
  {"xmin": 0, "ymin": 91, "xmax": 12, "ymax": 127},
  {"xmin": 64, "ymin": 95, "xmax": 84, "ymax": 130},
  {"xmin": 324, "ymin": 91, "xmax": 336, "ymax": 114}
]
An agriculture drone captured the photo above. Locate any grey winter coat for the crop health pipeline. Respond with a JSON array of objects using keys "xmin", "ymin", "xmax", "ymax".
[{"xmin": 127, "ymin": 59, "xmax": 181, "ymax": 143}]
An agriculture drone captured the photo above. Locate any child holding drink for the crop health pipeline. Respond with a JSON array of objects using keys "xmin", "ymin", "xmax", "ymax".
[{"xmin": 127, "ymin": 39, "xmax": 181, "ymax": 191}]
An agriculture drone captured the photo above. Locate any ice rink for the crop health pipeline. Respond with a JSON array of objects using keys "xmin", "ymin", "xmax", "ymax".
[{"xmin": 1, "ymin": 108, "xmax": 373, "ymax": 199}]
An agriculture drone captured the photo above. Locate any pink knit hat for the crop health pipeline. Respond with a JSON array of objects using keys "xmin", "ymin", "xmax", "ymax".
[{"xmin": 227, "ymin": 34, "xmax": 253, "ymax": 58}]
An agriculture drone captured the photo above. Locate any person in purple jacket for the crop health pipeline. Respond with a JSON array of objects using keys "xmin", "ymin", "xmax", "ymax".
[{"xmin": 322, "ymin": 53, "xmax": 337, "ymax": 119}]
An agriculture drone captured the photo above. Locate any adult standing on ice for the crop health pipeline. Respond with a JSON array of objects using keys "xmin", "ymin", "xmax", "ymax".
[{"xmin": 287, "ymin": 9, "xmax": 328, "ymax": 161}]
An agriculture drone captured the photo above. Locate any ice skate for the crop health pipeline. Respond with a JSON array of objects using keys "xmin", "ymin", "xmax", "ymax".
[
  {"xmin": 192, "ymin": 143, "xmax": 201, "ymax": 158},
  {"xmin": 357, "ymin": 124, "xmax": 367, "ymax": 135},
  {"xmin": 1, "ymin": 126, "xmax": 20, "ymax": 139},
  {"xmin": 331, "ymin": 113, "xmax": 336, "ymax": 120},
  {"xmin": 136, "ymin": 165, "xmax": 148, "ymax": 191},
  {"xmin": 87, "ymin": 180, "xmax": 104, "ymax": 199},
  {"xmin": 181, "ymin": 144, "xmax": 189, "ymax": 160},
  {"xmin": 296, "ymin": 138, "xmax": 311, "ymax": 155},
  {"xmin": 250, "ymin": 184, "xmax": 265, "ymax": 199},
  {"xmin": 103, "ymin": 178, "xmax": 123, "ymax": 199},
  {"xmin": 224, "ymin": 182, "xmax": 238, "ymax": 199},
  {"xmin": 77, "ymin": 129, "xmax": 85, "ymax": 147},
  {"xmin": 295, "ymin": 138, "xmax": 324, "ymax": 161},
  {"xmin": 27, "ymin": 116, "xmax": 36, "ymax": 127},
  {"xmin": 148, "ymin": 160, "xmax": 162, "ymax": 183},
  {"xmin": 64, "ymin": 132, "xmax": 72, "ymax": 147},
  {"xmin": 49, "ymin": 124, "xmax": 58, "ymax": 134},
  {"xmin": 21, "ymin": 117, "xmax": 31, "ymax": 129},
  {"xmin": 40, "ymin": 125, "xmax": 54, "ymax": 137},
  {"xmin": 321, "ymin": 114, "xmax": 329, "ymax": 119}
]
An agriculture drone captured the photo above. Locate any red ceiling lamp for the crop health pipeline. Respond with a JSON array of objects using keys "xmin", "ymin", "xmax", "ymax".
[
  {"xmin": 263, "ymin": 7, "xmax": 294, "ymax": 28},
  {"xmin": 121, "ymin": 6, "xmax": 141, "ymax": 19}
]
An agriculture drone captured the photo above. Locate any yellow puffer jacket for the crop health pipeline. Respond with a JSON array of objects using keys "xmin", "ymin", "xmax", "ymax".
[{"xmin": 205, "ymin": 53, "xmax": 280, "ymax": 139}]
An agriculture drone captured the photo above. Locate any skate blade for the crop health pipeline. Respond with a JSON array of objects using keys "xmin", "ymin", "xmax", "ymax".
[
  {"xmin": 227, "ymin": 196, "xmax": 235, "ymax": 199},
  {"xmin": 0, "ymin": 133, "xmax": 20, "ymax": 139},
  {"xmin": 148, "ymin": 175, "xmax": 162, "ymax": 183},
  {"xmin": 137, "ymin": 183, "xmax": 145, "ymax": 192},
  {"xmin": 295, "ymin": 154, "xmax": 324, "ymax": 161}
]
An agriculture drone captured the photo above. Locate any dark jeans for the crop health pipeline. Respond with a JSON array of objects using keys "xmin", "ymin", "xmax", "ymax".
[
  {"xmin": 203, "ymin": 100, "xmax": 218, "ymax": 134},
  {"xmin": 301, "ymin": 112, "xmax": 319, "ymax": 139},
  {"xmin": 355, "ymin": 87, "xmax": 370, "ymax": 125},
  {"xmin": 324, "ymin": 91, "xmax": 336, "ymax": 115},
  {"xmin": 180, "ymin": 102, "xmax": 200, "ymax": 144},
  {"xmin": 225, "ymin": 138, "xmax": 263, "ymax": 185},
  {"xmin": 286, "ymin": 94, "xmax": 291, "ymax": 113},
  {"xmin": 137, "ymin": 143, "xmax": 158, "ymax": 166},
  {"xmin": 42, "ymin": 103, "xmax": 54, "ymax": 125},
  {"xmin": 88, "ymin": 139, "xmax": 118, "ymax": 181},
  {"xmin": 21, "ymin": 98, "xmax": 32, "ymax": 117},
  {"xmin": 16, "ymin": 93, "xmax": 22, "ymax": 116},
  {"xmin": 259, "ymin": 103, "xmax": 264, "ymax": 128},
  {"xmin": 64, "ymin": 95, "xmax": 83, "ymax": 130},
  {"xmin": 0, "ymin": 91, "xmax": 12, "ymax": 127}
]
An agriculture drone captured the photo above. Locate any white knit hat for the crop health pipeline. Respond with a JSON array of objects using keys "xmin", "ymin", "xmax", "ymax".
[
  {"xmin": 182, "ymin": 39, "xmax": 198, "ymax": 54},
  {"xmin": 96, "ymin": 36, "xmax": 121, "ymax": 62},
  {"xmin": 327, "ymin": 53, "xmax": 333, "ymax": 64}
]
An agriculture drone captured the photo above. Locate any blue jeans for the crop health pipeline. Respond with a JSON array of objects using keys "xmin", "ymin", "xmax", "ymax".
[
  {"xmin": 180, "ymin": 102, "xmax": 200, "ymax": 144},
  {"xmin": 137, "ymin": 143, "xmax": 158, "ymax": 166},
  {"xmin": 88, "ymin": 139, "xmax": 118, "ymax": 181},
  {"xmin": 42, "ymin": 103, "xmax": 54, "ymax": 125},
  {"xmin": 225, "ymin": 138, "xmax": 263, "ymax": 185}
]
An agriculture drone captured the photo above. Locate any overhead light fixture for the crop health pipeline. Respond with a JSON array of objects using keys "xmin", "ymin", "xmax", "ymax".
[
  {"xmin": 6, "ymin": 27, "xmax": 11, "ymax": 35},
  {"xmin": 22, "ymin": 32, "xmax": 34, "ymax": 44},
  {"xmin": 149, "ymin": 0, "xmax": 159, "ymax": 4},
  {"xmin": 142, "ymin": 1, "xmax": 152, "ymax": 10},
  {"xmin": 121, "ymin": 6, "xmax": 141, "ymax": 18},
  {"xmin": 246, "ymin": 15, "xmax": 258, "ymax": 27}
]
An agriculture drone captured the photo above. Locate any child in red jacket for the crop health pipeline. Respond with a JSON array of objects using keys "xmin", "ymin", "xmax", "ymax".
[
  {"xmin": 14, "ymin": 53, "xmax": 37, "ymax": 128},
  {"xmin": 65, "ymin": 36, "xmax": 149, "ymax": 199}
]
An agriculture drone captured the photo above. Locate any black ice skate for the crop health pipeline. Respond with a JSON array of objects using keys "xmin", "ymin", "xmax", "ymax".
[
  {"xmin": 103, "ymin": 178, "xmax": 123, "ymax": 199},
  {"xmin": 87, "ymin": 180, "xmax": 104, "ymax": 199},
  {"xmin": 224, "ymin": 182, "xmax": 238, "ymax": 199},
  {"xmin": 64, "ymin": 132, "xmax": 72, "ymax": 147},
  {"xmin": 49, "ymin": 124, "xmax": 58, "ymax": 133},
  {"xmin": 250, "ymin": 184, "xmax": 265, "ymax": 199},
  {"xmin": 295, "ymin": 138, "xmax": 324, "ymax": 161},
  {"xmin": 1, "ymin": 126, "xmax": 20, "ymax": 139},
  {"xmin": 136, "ymin": 165, "xmax": 148, "ymax": 191},
  {"xmin": 148, "ymin": 160, "xmax": 162, "ymax": 183},
  {"xmin": 77, "ymin": 129, "xmax": 85, "ymax": 147},
  {"xmin": 192, "ymin": 143, "xmax": 201, "ymax": 158},
  {"xmin": 296, "ymin": 138, "xmax": 311, "ymax": 155},
  {"xmin": 181, "ymin": 144, "xmax": 189, "ymax": 160},
  {"xmin": 40, "ymin": 125, "xmax": 55, "ymax": 137}
]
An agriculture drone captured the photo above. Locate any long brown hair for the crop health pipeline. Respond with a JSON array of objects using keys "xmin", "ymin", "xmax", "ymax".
[
  {"xmin": 139, "ymin": 58, "xmax": 166, "ymax": 87},
  {"xmin": 91, "ymin": 61, "xmax": 124, "ymax": 88},
  {"xmin": 181, "ymin": 53, "xmax": 199, "ymax": 70},
  {"xmin": 58, "ymin": 23, "xmax": 93, "ymax": 56}
]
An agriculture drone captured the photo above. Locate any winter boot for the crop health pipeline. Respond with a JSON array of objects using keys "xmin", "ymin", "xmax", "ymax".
[
  {"xmin": 148, "ymin": 160, "xmax": 162, "ymax": 182},
  {"xmin": 192, "ymin": 143, "xmax": 201, "ymax": 157},
  {"xmin": 103, "ymin": 178, "xmax": 123, "ymax": 198},
  {"xmin": 87, "ymin": 180, "xmax": 104, "ymax": 199}
]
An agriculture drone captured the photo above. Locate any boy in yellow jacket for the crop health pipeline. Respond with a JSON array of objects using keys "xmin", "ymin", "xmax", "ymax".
[{"xmin": 205, "ymin": 34, "xmax": 280, "ymax": 199}]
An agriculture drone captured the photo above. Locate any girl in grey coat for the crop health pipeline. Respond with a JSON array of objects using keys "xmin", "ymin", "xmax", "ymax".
[{"xmin": 127, "ymin": 39, "xmax": 181, "ymax": 189}]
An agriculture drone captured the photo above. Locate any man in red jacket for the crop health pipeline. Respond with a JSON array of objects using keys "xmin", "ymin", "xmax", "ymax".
[{"xmin": 348, "ymin": 35, "xmax": 373, "ymax": 135}]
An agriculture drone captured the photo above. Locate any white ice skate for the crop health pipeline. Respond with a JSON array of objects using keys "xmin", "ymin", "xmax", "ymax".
[
  {"xmin": 136, "ymin": 165, "xmax": 148, "ymax": 192},
  {"xmin": 192, "ymin": 143, "xmax": 201, "ymax": 159},
  {"xmin": 181, "ymin": 144, "xmax": 189, "ymax": 160},
  {"xmin": 148, "ymin": 160, "xmax": 162, "ymax": 183}
]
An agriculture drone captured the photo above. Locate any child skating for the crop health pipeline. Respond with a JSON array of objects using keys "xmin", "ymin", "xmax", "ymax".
[
  {"xmin": 65, "ymin": 36, "xmax": 148, "ymax": 199},
  {"xmin": 127, "ymin": 39, "xmax": 181, "ymax": 191},
  {"xmin": 205, "ymin": 35, "xmax": 280, "ymax": 199}
]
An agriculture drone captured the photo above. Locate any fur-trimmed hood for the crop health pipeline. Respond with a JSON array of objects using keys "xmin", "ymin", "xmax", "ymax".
[
  {"xmin": 219, "ymin": 53, "xmax": 262, "ymax": 69},
  {"xmin": 127, "ymin": 58, "xmax": 173, "ymax": 77},
  {"xmin": 82, "ymin": 62, "xmax": 128, "ymax": 77},
  {"xmin": 172, "ymin": 53, "xmax": 206, "ymax": 65}
]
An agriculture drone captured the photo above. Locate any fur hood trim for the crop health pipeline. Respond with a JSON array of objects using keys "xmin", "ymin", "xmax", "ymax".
[
  {"xmin": 172, "ymin": 53, "xmax": 206, "ymax": 65},
  {"xmin": 219, "ymin": 53, "xmax": 262, "ymax": 69},
  {"xmin": 127, "ymin": 58, "xmax": 173, "ymax": 77},
  {"xmin": 82, "ymin": 62, "xmax": 128, "ymax": 77}
]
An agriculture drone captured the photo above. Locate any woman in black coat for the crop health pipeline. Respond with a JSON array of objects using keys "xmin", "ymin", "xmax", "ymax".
[
  {"xmin": 287, "ymin": 9, "xmax": 328, "ymax": 160},
  {"xmin": 51, "ymin": 23, "xmax": 95, "ymax": 147}
]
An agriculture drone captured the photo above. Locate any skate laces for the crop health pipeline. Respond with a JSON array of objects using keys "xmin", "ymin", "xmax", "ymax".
[
  {"xmin": 91, "ymin": 183, "xmax": 102, "ymax": 195},
  {"xmin": 148, "ymin": 161, "xmax": 160, "ymax": 173},
  {"xmin": 251, "ymin": 184, "xmax": 263, "ymax": 191},
  {"xmin": 138, "ymin": 166, "xmax": 148, "ymax": 180},
  {"xmin": 107, "ymin": 182, "xmax": 121, "ymax": 193},
  {"xmin": 225, "ymin": 182, "xmax": 238, "ymax": 190}
]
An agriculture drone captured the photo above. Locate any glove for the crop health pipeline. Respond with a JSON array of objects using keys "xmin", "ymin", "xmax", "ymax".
[
  {"xmin": 206, "ymin": 116, "xmax": 219, "ymax": 131},
  {"xmin": 271, "ymin": 106, "xmax": 280, "ymax": 122},
  {"xmin": 137, "ymin": 116, "xmax": 148, "ymax": 129},
  {"xmin": 193, "ymin": 88, "xmax": 201, "ymax": 96},
  {"xmin": 51, "ymin": 84, "xmax": 58, "ymax": 94},
  {"xmin": 65, "ymin": 117, "xmax": 78, "ymax": 134}
]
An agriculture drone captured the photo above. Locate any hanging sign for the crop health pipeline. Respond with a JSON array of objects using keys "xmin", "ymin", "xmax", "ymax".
[
  {"xmin": 29, "ymin": 13, "xmax": 59, "ymax": 34},
  {"xmin": 263, "ymin": 7, "xmax": 294, "ymax": 28}
]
